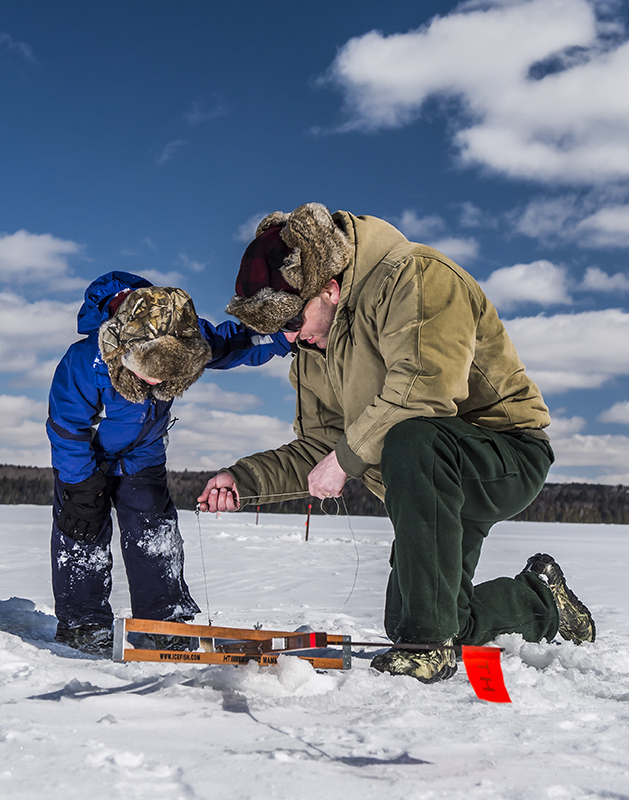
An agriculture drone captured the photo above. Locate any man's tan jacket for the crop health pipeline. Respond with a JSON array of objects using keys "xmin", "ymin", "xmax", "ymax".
[{"xmin": 228, "ymin": 212, "xmax": 550, "ymax": 504}]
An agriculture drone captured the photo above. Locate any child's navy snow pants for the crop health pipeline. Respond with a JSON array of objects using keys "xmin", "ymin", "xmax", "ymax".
[
  {"xmin": 51, "ymin": 463, "xmax": 200, "ymax": 631},
  {"xmin": 380, "ymin": 417, "xmax": 558, "ymax": 646}
]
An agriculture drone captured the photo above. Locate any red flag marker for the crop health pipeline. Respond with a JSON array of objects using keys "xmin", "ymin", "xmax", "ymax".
[{"xmin": 461, "ymin": 646, "xmax": 511, "ymax": 703}]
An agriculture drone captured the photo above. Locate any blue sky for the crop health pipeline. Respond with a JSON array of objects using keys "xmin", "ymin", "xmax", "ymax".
[{"xmin": 1, "ymin": 0, "xmax": 629, "ymax": 483}]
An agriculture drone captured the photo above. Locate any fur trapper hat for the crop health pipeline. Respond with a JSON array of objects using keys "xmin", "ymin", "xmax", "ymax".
[
  {"xmin": 98, "ymin": 286, "xmax": 212, "ymax": 403},
  {"xmin": 226, "ymin": 202, "xmax": 353, "ymax": 334}
]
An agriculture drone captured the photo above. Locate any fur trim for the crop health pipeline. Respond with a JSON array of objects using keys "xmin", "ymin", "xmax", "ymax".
[
  {"xmin": 227, "ymin": 203, "xmax": 353, "ymax": 333},
  {"xmin": 104, "ymin": 359, "xmax": 151, "ymax": 403},
  {"xmin": 278, "ymin": 203, "xmax": 352, "ymax": 301},
  {"xmin": 122, "ymin": 336, "xmax": 211, "ymax": 382},
  {"xmin": 98, "ymin": 286, "xmax": 212, "ymax": 403},
  {"xmin": 256, "ymin": 212, "xmax": 289, "ymax": 236},
  {"xmin": 226, "ymin": 288, "xmax": 304, "ymax": 335},
  {"xmin": 102, "ymin": 337, "xmax": 211, "ymax": 403}
]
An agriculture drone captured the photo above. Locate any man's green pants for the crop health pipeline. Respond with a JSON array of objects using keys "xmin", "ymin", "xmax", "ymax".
[{"xmin": 380, "ymin": 417, "xmax": 558, "ymax": 646}]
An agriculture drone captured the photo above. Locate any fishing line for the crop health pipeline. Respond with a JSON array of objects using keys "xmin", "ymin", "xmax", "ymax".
[
  {"xmin": 324, "ymin": 495, "xmax": 360, "ymax": 611},
  {"xmin": 195, "ymin": 504, "xmax": 212, "ymax": 625},
  {"xmin": 195, "ymin": 488, "xmax": 361, "ymax": 615}
]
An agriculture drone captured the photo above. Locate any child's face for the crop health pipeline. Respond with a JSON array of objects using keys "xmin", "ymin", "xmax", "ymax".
[{"xmin": 131, "ymin": 370, "xmax": 163, "ymax": 386}]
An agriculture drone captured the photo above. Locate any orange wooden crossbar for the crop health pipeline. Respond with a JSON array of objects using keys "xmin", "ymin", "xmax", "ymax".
[
  {"xmin": 113, "ymin": 618, "xmax": 351, "ymax": 669},
  {"xmin": 119, "ymin": 649, "xmax": 346, "ymax": 670}
]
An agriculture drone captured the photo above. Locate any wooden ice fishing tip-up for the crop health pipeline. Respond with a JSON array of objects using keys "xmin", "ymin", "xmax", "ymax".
[{"xmin": 113, "ymin": 618, "xmax": 511, "ymax": 703}]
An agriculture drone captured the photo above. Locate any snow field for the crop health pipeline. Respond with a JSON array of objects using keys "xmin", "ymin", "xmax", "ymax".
[{"xmin": 1, "ymin": 505, "xmax": 629, "ymax": 799}]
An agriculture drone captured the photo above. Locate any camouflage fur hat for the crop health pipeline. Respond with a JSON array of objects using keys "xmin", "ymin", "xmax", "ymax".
[
  {"xmin": 226, "ymin": 202, "xmax": 353, "ymax": 334},
  {"xmin": 98, "ymin": 286, "xmax": 212, "ymax": 403}
]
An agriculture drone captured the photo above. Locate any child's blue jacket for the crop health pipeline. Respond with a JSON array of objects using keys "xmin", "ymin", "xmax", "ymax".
[{"xmin": 47, "ymin": 271, "xmax": 290, "ymax": 483}]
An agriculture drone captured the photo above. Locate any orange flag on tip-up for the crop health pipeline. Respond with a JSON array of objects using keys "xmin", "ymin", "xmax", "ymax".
[{"xmin": 461, "ymin": 646, "xmax": 511, "ymax": 703}]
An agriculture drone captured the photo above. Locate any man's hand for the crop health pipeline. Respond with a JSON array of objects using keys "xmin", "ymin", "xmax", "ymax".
[
  {"xmin": 197, "ymin": 472, "xmax": 240, "ymax": 513},
  {"xmin": 308, "ymin": 451, "xmax": 348, "ymax": 499}
]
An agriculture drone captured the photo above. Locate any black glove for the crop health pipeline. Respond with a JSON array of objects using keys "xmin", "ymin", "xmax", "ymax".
[{"xmin": 57, "ymin": 471, "xmax": 109, "ymax": 543}]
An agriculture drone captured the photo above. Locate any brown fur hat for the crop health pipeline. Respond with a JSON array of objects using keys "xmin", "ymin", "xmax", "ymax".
[
  {"xmin": 226, "ymin": 203, "xmax": 353, "ymax": 334},
  {"xmin": 98, "ymin": 286, "xmax": 212, "ymax": 403}
]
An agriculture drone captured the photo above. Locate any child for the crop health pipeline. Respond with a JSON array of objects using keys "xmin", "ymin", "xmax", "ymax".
[{"xmin": 47, "ymin": 271, "xmax": 289, "ymax": 654}]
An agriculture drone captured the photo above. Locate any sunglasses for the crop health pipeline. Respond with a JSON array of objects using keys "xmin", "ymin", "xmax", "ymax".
[{"xmin": 280, "ymin": 311, "xmax": 304, "ymax": 333}]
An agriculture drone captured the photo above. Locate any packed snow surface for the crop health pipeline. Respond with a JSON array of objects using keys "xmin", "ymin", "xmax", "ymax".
[{"xmin": 1, "ymin": 505, "xmax": 628, "ymax": 799}]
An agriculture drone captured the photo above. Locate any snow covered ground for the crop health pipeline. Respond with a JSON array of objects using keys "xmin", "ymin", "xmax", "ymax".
[{"xmin": 1, "ymin": 504, "xmax": 629, "ymax": 800}]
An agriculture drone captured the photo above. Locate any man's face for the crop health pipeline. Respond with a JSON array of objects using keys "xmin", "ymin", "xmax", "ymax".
[{"xmin": 283, "ymin": 280, "xmax": 340, "ymax": 350}]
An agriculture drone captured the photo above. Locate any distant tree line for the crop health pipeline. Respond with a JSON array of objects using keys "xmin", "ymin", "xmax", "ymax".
[
  {"xmin": 1, "ymin": 464, "xmax": 628, "ymax": 524},
  {"xmin": 0, "ymin": 465, "xmax": 54, "ymax": 505},
  {"xmin": 510, "ymin": 482, "xmax": 629, "ymax": 525}
]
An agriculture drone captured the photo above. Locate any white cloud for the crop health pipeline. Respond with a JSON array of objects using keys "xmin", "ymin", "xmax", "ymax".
[
  {"xmin": 326, "ymin": 0, "xmax": 629, "ymax": 185},
  {"xmin": 525, "ymin": 370, "xmax": 611, "ymax": 394},
  {"xmin": 512, "ymin": 195, "xmax": 579, "ymax": 240},
  {"xmin": 480, "ymin": 260, "xmax": 572, "ymax": 311},
  {"xmin": 396, "ymin": 211, "xmax": 445, "ymax": 240},
  {"xmin": 231, "ymin": 354, "xmax": 293, "ymax": 383},
  {"xmin": 599, "ymin": 401, "xmax": 629, "ymax": 424},
  {"xmin": 547, "ymin": 414, "xmax": 587, "ymax": 437},
  {"xmin": 458, "ymin": 201, "xmax": 498, "ymax": 229},
  {"xmin": 156, "ymin": 139, "xmax": 187, "ymax": 166},
  {"xmin": 580, "ymin": 266, "xmax": 629, "ymax": 292},
  {"xmin": 183, "ymin": 99, "xmax": 227, "ymax": 125},
  {"xmin": 0, "ymin": 395, "xmax": 50, "ymax": 467},
  {"xmin": 178, "ymin": 254, "xmax": 206, "ymax": 273},
  {"xmin": 511, "ymin": 193, "xmax": 629, "ymax": 249},
  {"xmin": 165, "ymin": 407, "xmax": 294, "ymax": 471},
  {"xmin": 233, "ymin": 213, "xmax": 267, "ymax": 243},
  {"xmin": 182, "ymin": 382, "xmax": 261, "ymax": 412},
  {"xmin": 548, "ymin": 431, "xmax": 629, "ymax": 467},
  {"xmin": 396, "ymin": 211, "xmax": 479, "ymax": 263},
  {"xmin": 576, "ymin": 204, "xmax": 629, "ymax": 247},
  {"xmin": 543, "ymin": 411, "xmax": 629, "ymax": 482},
  {"xmin": 428, "ymin": 237, "xmax": 479, "ymax": 264},
  {"xmin": 0, "ymin": 32, "xmax": 35, "ymax": 63},
  {"xmin": 184, "ymin": 102, "xmax": 207, "ymax": 125},
  {"xmin": 0, "ymin": 395, "xmax": 48, "ymax": 448},
  {"xmin": 504, "ymin": 308, "xmax": 629, "ymax": 394},
  {"xmin": 140, "ymin": 268, "xmax": 185, "ymax": 286},
  {"xmin": 0, "ymin": 292, "xmax": 79, "ymax": 384},
  {"xmin": 0, "ymin": 230, "xmax": 84, "ymax": 291}
]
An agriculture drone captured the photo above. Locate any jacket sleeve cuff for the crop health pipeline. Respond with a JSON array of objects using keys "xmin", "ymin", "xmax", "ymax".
[
  {"xmin": 223, "ymin": 463, "xmax": 261, "ymax": 510},
  {"xmin": 335, "ymin": 435, "xmax": 371, "ymax": 478}
]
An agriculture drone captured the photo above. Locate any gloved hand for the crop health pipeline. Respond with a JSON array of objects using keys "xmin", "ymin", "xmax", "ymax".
[{"xmin": 57, "ymin": 471, "xmax": 109, "ymax": 543}]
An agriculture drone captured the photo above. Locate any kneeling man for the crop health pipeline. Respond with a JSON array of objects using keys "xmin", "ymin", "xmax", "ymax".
[{"xmin": 199, "ymin": 203, "xmax": 595, "ymax": 684}]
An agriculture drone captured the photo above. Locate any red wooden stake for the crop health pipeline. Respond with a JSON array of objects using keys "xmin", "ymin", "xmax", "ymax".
[
  {"xmin": 305, "ymin": 503, "xmax": 312, "ymax": 541},
  {"xmin": 256, "ymin": 506, "xmax": 260, "ymax": 525}
]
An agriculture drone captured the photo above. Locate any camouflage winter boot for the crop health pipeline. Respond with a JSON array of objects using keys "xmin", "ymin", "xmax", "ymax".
[
  {"xmin": 150, "ymin": 634, "xmax": 198, "ymax": 652},
  {"xmin": 371, "ymin": 640, "xmax": 457, "ymax": 684},
  {"xmin": 54, "ymin": 624, "xmax": 114, "ymax": 656},
  {"xmin": 524, "ymin": 553, "xmax": 596, "ymax": 644}
]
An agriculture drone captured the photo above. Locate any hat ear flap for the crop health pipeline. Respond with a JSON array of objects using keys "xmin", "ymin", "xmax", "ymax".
[
  {"xmin": 281, "ymin": 203, "xmax": 352, "ymax": 301},
  {"xmin": 226, "ymin": 289, "xmax": 304, "ymax": 335},
  {"xmin": 279, "ymin": 250, "xmax": 303, "ymax": 292},
  {"xmin": 105, "ymin": 358, "xmax": 151, "ymax": 403}
]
